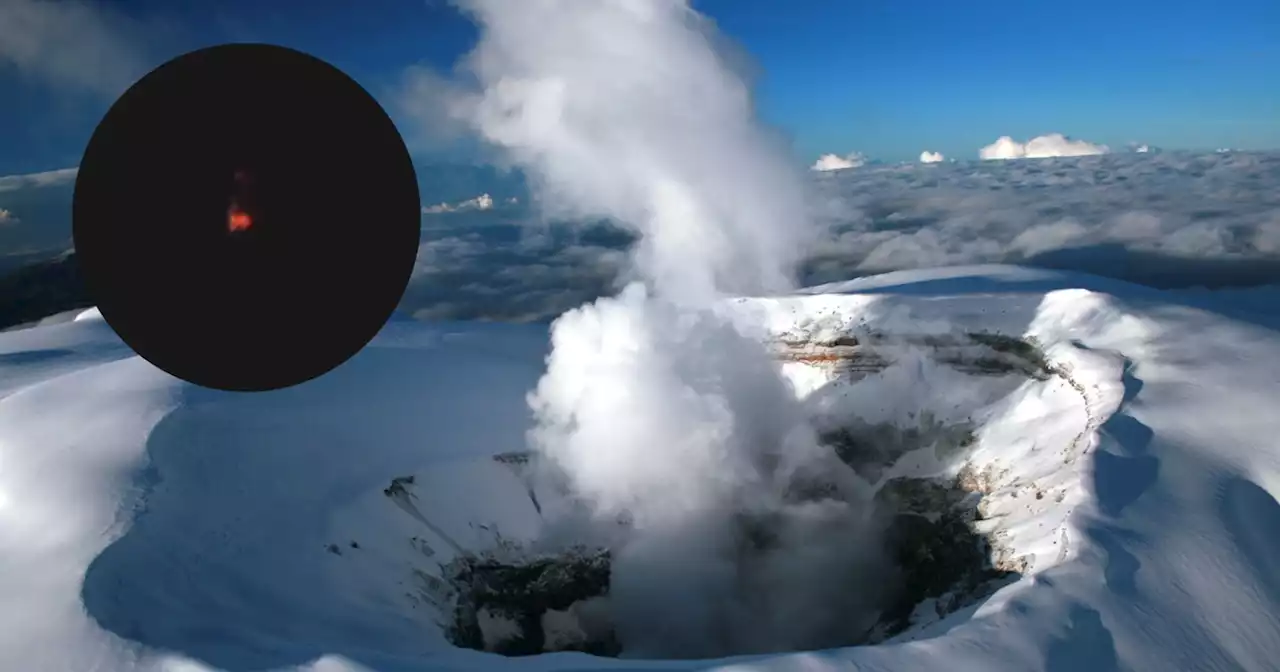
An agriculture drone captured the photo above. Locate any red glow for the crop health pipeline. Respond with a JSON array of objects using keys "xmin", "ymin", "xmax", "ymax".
[
  {"xmin": 228, "ymin": 207, "xmax": 252, "ymax": 232},
  {"xmin": 228, "ymin": 169, "xmax": 254, "ymax": 233}
]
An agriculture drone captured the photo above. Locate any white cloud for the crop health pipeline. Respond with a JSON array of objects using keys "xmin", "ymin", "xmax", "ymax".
[
  {"xmin": 422, "ymin": 192, "xmax": 496, "ymax": 214},
  {"xmin": 0, "ymin": 0, "xmax": 147, "ymax": 97},
  {"xmin": 979, "ymin": 133, "xmax": 1109, "ymax": 160},
  {"xmin": 0, "ymin": 208, "xmax": 17, "ymax": 226},
  {"xmin": 978, "ymin": 136, "xmax": 1024, "ymax": 160},
  {"xmin": 0, "ymin": 167, "xmax": 78, "ymax": 193},
  {"xmin": 919, "ymin": 151, "xmax": 945, "ymax": 164},
  {"xmin": 811, "ymin": 152, "xmax": 866, "ymax": 172},
  {"xmin": 390, "ymin": 63, "xmax": 481, "ymax": 154}
]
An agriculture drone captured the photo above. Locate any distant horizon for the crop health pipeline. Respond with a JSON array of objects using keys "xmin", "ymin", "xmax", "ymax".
[{"xmin": 3, "ymin": 143, "xmax": 1277, "ymax": 188}]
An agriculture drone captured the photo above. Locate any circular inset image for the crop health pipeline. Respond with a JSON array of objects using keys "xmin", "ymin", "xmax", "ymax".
[{"xmin": 74, "ymin": 43, "xmax": 421, "ymax": 392}]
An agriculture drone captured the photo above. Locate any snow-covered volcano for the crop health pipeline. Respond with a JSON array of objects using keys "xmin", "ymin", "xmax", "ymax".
[{"xmin": 2, "ymin": 265, "xmax": 1279, "ymax": 671}]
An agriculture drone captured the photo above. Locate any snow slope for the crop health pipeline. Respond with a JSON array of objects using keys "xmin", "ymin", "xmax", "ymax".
[{"xmin": 2, "ymin": 265, "xmax": 1279, "ymax": 671}]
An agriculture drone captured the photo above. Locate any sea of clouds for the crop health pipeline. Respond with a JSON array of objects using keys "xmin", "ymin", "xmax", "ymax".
[
  {"xmin": 403, "ymin": 149, "xmax": 1280, "ymax": 322},
  {"xmin": 2, "ymin": 150, "xmax": 1277, "ymax": 323}
]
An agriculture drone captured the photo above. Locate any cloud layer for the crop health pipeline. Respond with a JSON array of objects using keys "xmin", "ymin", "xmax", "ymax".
[
  {"xmin": 807, "ymin": 150, "xmax": 1280, "ymax": 286},
  {"xmin": 0, "ymin": 168, "xmax": 79, "ymax": 271},
  {"xmin": 7, "ymin": 152, "xmax": 1280, "ymax": 322},
  {"xmin": 402, "ymin": 150, "xmax": 1280, "ymax": 323},
  {"xmin": 0, "ymin": 167, "xmax": 78, "ymax": 193},
  {"xmin": 979, "ymin": 133, "xmax": 1109, "ymax": 160},
  {"xmin": 920, "ymin": 151, "xmax": 945, "ymax": 164}
]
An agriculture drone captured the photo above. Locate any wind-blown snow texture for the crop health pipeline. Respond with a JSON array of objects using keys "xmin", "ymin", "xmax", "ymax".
[{"xmin": 2, "ymin": 266, "xmax": 1280, "ymax": 671}]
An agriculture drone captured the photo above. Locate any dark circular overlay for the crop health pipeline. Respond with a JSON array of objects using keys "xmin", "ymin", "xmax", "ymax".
[{"xmin": 74, "ymin": 44, "xmax": 421, "ymax": 392}]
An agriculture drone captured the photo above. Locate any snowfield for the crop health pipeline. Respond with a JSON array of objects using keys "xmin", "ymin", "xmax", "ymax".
[{"xmin": 2, "ymin": 265, "xmax": 1279, "ymax": 671}]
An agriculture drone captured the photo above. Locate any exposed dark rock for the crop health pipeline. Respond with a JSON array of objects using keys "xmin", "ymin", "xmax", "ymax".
[
  {"xmin": 959, "ymin": 332, "xmax": 1053, "ymax": 379},
  {"xmin": 493, "ymin": 452, "xmax": 532, "ymax": 467},
  {"xmin": 384, "ymin": 475, "xmax": 415, "ymax": 498},
  {"xmin": 819, "ymin": 414, "xmax": 978, "ymax": 484},
  {"xmin": 444, "ymin": 547, "xmax": 617, "ymax": 656},
  {"xmin": 771, "ymin": 331, "xmax": 1053, "ymax": 381},
  {"xmin": 437, "ymin": 362, "xmax": 1030, "ymax": 656},
  {"xmin": 440, "ymin": 463, "xmax": 1016, "ymax": 656},
  {"xmin": 877, "ymin": 475, "xmax": 972, "ymax": 515},
  {"xmin": 872, "ymin": 475, "xmax": 1016, "ymax": 637}
]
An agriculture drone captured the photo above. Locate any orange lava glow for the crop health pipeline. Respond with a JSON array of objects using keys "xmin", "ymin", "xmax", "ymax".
[{"xmin": 228, "ymin": 208, "xmax": 252, "ymax": 232}]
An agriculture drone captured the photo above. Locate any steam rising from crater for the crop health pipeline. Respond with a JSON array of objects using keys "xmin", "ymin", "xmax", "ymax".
[{"xmin": 445, "ymin": 0, "xmax": 890, "ymax": 656}]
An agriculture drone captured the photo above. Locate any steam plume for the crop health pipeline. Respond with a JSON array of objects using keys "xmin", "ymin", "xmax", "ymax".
[{"xmin": 445, "ymin": 0, "xmax": 889, "ymax": 656}]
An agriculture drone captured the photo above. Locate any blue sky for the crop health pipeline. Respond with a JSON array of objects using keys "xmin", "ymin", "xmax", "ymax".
[{"xmin": 1, "ymin": 0, "xmax": 1278, "ymax": 177}]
